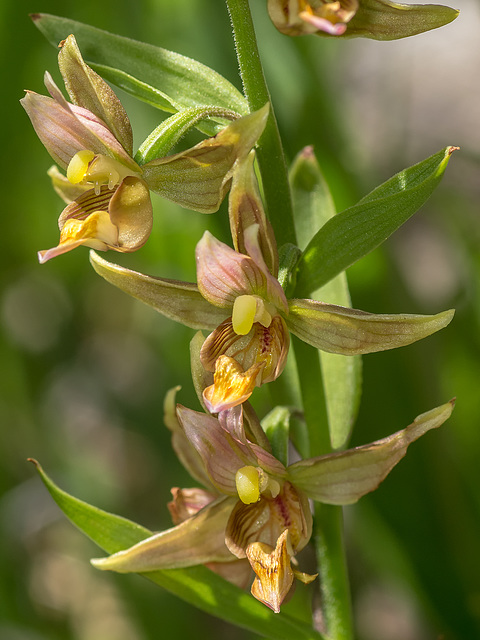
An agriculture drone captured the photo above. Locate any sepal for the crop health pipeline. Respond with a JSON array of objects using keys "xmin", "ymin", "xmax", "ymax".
[
  {"xmin": 90, "ymin": 251, "xmax": 228, "ymax": 330},
  {"xmin": 286, "ymin": 299, "xmax": 454, "ymax": 355},
  {"xmin": 287, "ymin": 400, "xmax": 455, "ymax": 504}
]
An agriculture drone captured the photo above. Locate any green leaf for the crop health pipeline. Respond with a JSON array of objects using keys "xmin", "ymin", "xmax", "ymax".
[
  {"xmin": 290, "ymin": 148, "xmax": 361, "ymax": 449},
  {"xmin": 29, "ymin": 459, "xmax": 325, "ymax": 640},
  {"xmin": 31, "ymin": 14, "xmax": 249, "ymax": 137},
  {"xmin": 262, "ymin": 406, "xmax": 291, "ymax": 466},
  {"xmin": 295, "ymin": 146, "xmax": 457, "ymax": 296}
]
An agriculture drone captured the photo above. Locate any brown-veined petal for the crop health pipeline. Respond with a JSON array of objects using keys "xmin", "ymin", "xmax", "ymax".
[
  {"xmin": 200, "ymin": 316, "xmax": 290, "ymax": 385},
  {"xmin": 59, "ymin": 35, "xmax": 133, "ymax": 155},
  {"xmin": 287, "ymin": 400, "xmax": 455, "ymax": 504},
  {"xmin": 48, "ymin": 165, "xmax": 91, "ymax": 204},
  {"xmin": 90, "ymin": 252, "xmax": 227, "ymax": 331},
  {"xmin": 286, "ymin": 298, "xmax": 454, "ymax": 355},
  {"xmin": 246, "ymin": 530, "xmax": 296, "ymax": 613},
  {"xmin": 225, "ymin": 482, "xmax": 312, "ymax": 558},
  {"xmin": 91, "ymin": 496, "xmax": 236, "ymax": 572},
  {"xmin": 203, "ymin": 356, "xmax": 265, "ymax": 413},
  {"xmin": 142, "ymin": 104, "xmax": 269, "ymax": 213}
]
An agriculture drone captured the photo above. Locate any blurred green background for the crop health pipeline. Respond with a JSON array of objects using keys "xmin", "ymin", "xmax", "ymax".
[{"xmin": 1, "ymin": 0, "xmax": 479, "ymax": 638}]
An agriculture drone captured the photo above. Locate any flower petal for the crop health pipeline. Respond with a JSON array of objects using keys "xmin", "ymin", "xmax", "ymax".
[
  {"xmin": 163, "ymin": 387, "xmax": 215, "ymax": 490},
  {"xmin": 91, "ymin": 496, "xmax": 236, "ymax": 572},
  {"xmin": 48, "ymin": 165, "xmax": 91, "ymax": 204},
  {"xmin": 168, "ymin": 487, "xmax": 218, "ymax": 525},
  {"xmin": 107, "ymin": 177, "xmax": 152, "ymax": 250},
  {"xmin": 176, "ymin": 405, "xmax": 257, "ymax": 495},
  {"xmin": 142, "ymin": 105, "xmax": 269, "ymax": 213},
  {"xmin": 225, "ymin": 482, "xmax": 311, "ymax": 558},
  {"xmin": 288, "ymin": 400, "xmax": 455, "ymax": 504},
  {"xmin": 59, "ymin": 35, "xmax": 133, "ymax": 155},
  {"xmin": 228, "ymin": 151, "xmax": 279, "ymax": 277},
  {"xmin": 200, "ymin": 317, "xmax": 290, "ymax": 385},
  {"xmin": 246, "ymin": 530, "xmax": 295, "ymax": 614},
  {"xmin": 196, "ymin": 231, "xmax": 269, "ymax": 307},
  {"xmin": 90, "ymin": 252, "xmax": 227, "ymax": 331},
  {"xmin": 286, "ymin": 298, "xmax": 454, "ymax": 355},
  {"xmin": 203, "ymin": 356, "xmax": 264, "ymax": 413}
]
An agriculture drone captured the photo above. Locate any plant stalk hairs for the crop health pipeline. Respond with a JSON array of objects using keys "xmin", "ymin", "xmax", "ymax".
[{"xmin": 23, "ymin": 2, "xmax": 459, "ymax": 638}]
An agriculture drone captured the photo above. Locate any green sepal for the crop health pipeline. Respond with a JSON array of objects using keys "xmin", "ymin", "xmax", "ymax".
[
  {"xmin": 90, "ymin": 251, "xmax": 228, "ymax": 331},
  {"xmin": 277, "ymin": 243, "xmax": 302, "ymax": 295},
  {"xmin": 342, "ymin": 0, "xmax": 459, "ymax": 41},
  {"xmin": 31, "ymin": 14, "xmax": 248, "ymax": 137},
  {"xmin": 295, "ymin": 146, "xmax": 458, "ymax": 296},
  {"xmin": 290, "ymin": 147, "xmax": 361, "ymax": 450},
  {"xmin": 287, "ymin": 400, "xmax": 455, "ymax": 504},
  {"xmin": 136, "ymin": 107, "xmax": 240, "ymax": 165},
  {"xmin": 29, "ymin": 460, "xmax": 326, "ymax": 640}
]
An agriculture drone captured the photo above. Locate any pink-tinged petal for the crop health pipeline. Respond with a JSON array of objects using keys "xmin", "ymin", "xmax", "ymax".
[
  {"xmin": 168, "ymin": 487, "xmax": 218, "ymax": 525},
  {"xmin": 225, "ymin": 482, "xmax": 311, "ymax": 558},
  {"xmin": 142, "ymin": 104, "xmax": 269, "ymax": 213},
  {"xmin": 200, "ymin": 316, "xmax": 290, "ymax": 385},
  {"xmin": 91, "ymin": 496, "xmax": 236, "ymax": 572},
  {"xmin": 58, "ymin": 35, "xmax": 133, "ymax": 156},
  {"xmin": 286, "ymin": 298, "xmax": 455, "ymax": 355},
  {"xmin": 243, "ymin": 225, "xmax": 288, "ymax": 313},
  {"xmin": 228, "ymin": 151, "xmax": 279, "ymax": 276},
  {"xmin": 90, "ymin": 252, "xmax": 227, "ymax": 331},
  {"xmin": 21, "ymin": 72, "xmax": 137, "ymax": 170},
  {"xmin": 176, "ymin": 405, "xmax": 257, "ymax": 494},
  {"xmin": 299, "ymin": 11, "xmax": 347, "ymax": 35},
  {"xmin": 288, "ymin": 400, "xmax": 455, "ymax": 505},
  {"xmin": 196, "ymin": 231, "xmax": 268, "ymax": 308},
  {"xmin": 268, "ymin": 0, "xmax": 357, "ymax": 36}
]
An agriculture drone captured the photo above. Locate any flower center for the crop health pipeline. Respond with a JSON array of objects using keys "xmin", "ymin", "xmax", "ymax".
[
  {"xmin": 67, "ymin": 150, "xmax": 140, "ymax": 194},
  {"xmin": 232, "ymin": 295, "xmax": 274, "ymax": 336}
]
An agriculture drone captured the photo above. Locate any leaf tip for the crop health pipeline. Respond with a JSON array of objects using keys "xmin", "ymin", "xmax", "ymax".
[
  {"xmin": 27, "ymin": 457, "xmax": 40, "ymax": 468},
  {"xmin": 29, "ymin": 13, "xmax": 43, "ymax": 23},
  {"xmin": 447, "ymin": 146, "xmax": 460, "ymax": 156}
]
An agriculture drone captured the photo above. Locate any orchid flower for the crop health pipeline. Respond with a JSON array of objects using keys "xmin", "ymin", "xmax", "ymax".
[
  {"xmin": 21, "ymin": 35, "xmax": 268, "ymax": 263},
  {"xmin": 91, "ymin": 396, "xmax": 454, "ymax": 612},
  {"xmin": 267, "ymin": 0, "xmax": 458, "ymax": 39},
  {"xmin": 90, "ymin": 150, "xmax": 454, "ymax": 412}
]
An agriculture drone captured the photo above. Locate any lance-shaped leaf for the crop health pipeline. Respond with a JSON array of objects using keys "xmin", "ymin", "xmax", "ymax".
[
  {"xmin": 287, "ymin": 400, "xmax": 455, "ymax": 504},
  {"xmin": 286, "ymin": 299, "xmax": 454, "ymax": 355},
  {"xmin": 29, "ymin": 461, "xmax": 326, "ymax": 640},
  {"xmin": 90, "ymin": 251, "xmax": 228, "ymax": 330},
  {"xmin": 290, "ymin": 147, "xmax": 362, "ymax": 449},
  {"xmin": 32, "ymin": 14, "xmax": 249, "ymax": 137},
  {"xmin": 58, "ymin": 34, "xmax": 133, "ymax": 155},
  {"xmin": 141, "ymin": 105, "xmax": 269, "ymax": 213},
  {"xmin": 295, "ymin": 146, "xmax": 458, "ymax": 295}
]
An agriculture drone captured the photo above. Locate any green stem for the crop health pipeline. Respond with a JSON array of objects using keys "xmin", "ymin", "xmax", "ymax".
[
  {"xmin": 293, "ymin": 336, "xmax": 354, "ymax": 640},
  {"xmin": 225, "ymin": 0, "xmax": 297, "ymax": 247}
]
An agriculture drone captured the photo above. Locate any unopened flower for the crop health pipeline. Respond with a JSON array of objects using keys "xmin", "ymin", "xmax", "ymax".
[
  {"xmin": 21, "ymin": 35, "xmax": 269, "ymax": 262},
  {"xmin": 91, "ymin": 398, "xmax": 454, "ymax": 612}
]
